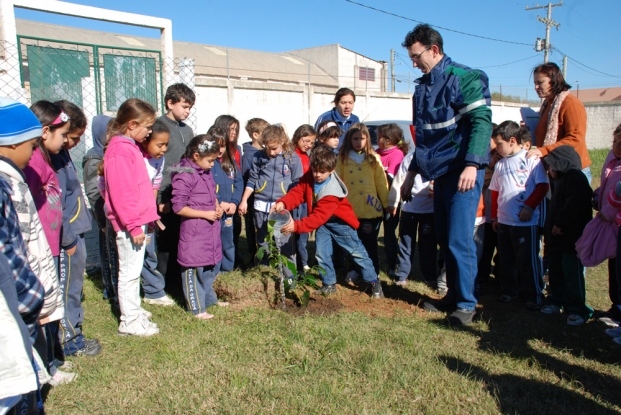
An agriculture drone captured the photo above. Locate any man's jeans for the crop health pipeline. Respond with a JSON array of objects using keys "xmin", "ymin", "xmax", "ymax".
[
  {"xmin": 315, "ymin": 219, "xmax": 377, "ymax": 286},
  {"xmin": 434, "ymin": 168, "xmax": 484, "ymax": 311}
]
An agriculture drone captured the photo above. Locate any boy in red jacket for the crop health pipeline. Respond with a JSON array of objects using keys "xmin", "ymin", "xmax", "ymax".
[{"xmin": 271, "ymin": 145, "xmax": 383, "ymax": 298}]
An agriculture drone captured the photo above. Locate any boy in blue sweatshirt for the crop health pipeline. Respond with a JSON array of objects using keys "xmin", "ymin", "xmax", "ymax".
[{"xmin": 241, "ymin": 118, "xmax": 269, "ymax": 263}]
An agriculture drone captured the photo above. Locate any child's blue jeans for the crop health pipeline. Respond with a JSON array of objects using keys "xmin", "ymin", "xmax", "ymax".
[{"xmin": 315, "ymin": 218, "xmax": 377, "ymax": 286}]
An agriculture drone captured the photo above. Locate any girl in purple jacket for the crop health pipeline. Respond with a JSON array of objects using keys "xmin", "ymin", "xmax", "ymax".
[{"xmin": 171, "ymin": 134, "xmax": 226, "ymax": 320}]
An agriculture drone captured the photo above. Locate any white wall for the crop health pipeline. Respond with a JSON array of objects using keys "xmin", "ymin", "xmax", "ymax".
[
  {"xmin": 338, "ymin": 48, "xmax": 383, "ymax": 92},
  {"xmin": 584, "ymin": 102, "xmax": 621, "ymax": 149}
]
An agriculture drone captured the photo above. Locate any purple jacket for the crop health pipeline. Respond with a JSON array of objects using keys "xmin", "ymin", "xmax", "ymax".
[{"xmin": 171, "ymin": 158, "xmax": 222, "ymax": 268}]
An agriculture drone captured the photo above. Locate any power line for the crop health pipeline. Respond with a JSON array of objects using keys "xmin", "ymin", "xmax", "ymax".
[
  {"xmin": 553, "ymin": 47, "xmax": 621, "ymax": 79},
  {"xmin": 344, "ymin": 0, "xmax": 532, "ymax": 46},
  {"xmin": 477, "ymin": 54, "xmax": 540, "ymax": 68}
]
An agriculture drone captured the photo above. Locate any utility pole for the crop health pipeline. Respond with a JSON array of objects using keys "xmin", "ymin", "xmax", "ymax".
[
  {"xmin": 390, "ymin": 49, "xmax": 395, "ymax": 92},
  {"xmin": 562, "ymin": 55, "xmax": 567, "ymax": 79},
  {"xmin": 526, "ymin": 1, "xmax": 562, "ymax": 63}
]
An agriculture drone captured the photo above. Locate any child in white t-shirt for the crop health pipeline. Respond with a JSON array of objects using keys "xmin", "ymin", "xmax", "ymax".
[
  {"xmin": 489, "ymin": 121, "xmax": 549, "ymax": 309},
  {"xmin": 388, "ymin": 152, "xmax": 437, "ymax": 286}
]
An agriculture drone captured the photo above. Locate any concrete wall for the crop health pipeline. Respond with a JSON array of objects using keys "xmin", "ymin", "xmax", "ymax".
[
  {"xmin": 338, "ymin": 47, "xmax": 383, "ymax": 92},
  {"xmin": 584, "ymin": 101, "xmax": 621, "ymax": 149}
]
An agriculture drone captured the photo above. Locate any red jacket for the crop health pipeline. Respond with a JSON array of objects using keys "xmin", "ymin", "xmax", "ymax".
[{"xmin": 277, "ymin": 171, "xmax": 359, "ymax": 233}]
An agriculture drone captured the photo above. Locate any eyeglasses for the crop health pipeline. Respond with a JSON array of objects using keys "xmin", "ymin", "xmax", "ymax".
[{"xmin": 410, "ymin": 47, "xmax": 430, "ymax": 62}]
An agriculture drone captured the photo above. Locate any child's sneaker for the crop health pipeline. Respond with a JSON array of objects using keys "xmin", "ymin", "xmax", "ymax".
[
  {"xmin": 541, "ymin": 304, "xmax": 563, "ymax": 315},
  {"xmin": 143, "ymin": 295, "xmax": 175, "ymax": 307},
  {"xmin": 370, "ymin": 281, "xmax": 384, "ymax": 299},
  {"xmin": 55, "ymin": 360, "xmax": 74, "ymax": 371},
  {"xmin": 48, "ymin": 369, "xmax": 77, "ymax": 386},
  {"xmin": 302, "ymin": 265, "xmax": 311, "ymax": 272},
  {"xmin": 344, "ymin": 270, "xmax": 360, "ymax": 285},
  {"xmin": 118, "ymin": 316, "xmax": 160, "ymax": 336},
  {"xmin": 567, "ymin": 314, "xmax": 585, "ymax": 326},
  {"xmin": 604, "ymin": 327, "xmax": 621, "ymax": 338},
  {"xmin": 195, "ymin": 312, "xmax": 215, "ymax": 320},
  {"xmin": 70, "ymin": 340, "xmax": 102, "ymax": 357},
  {"xmin": 315, "ymin": 284, "xmax": 336, "ymax": 296},
  {"xmin": 395, "ymin": 280, "xmax": 407, "ymax": 286}
]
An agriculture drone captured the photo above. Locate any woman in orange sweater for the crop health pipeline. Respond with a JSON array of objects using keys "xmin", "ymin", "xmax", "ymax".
[{"xmin": 527, "ymin": 62, "xmax": 591, "ymax": 183}]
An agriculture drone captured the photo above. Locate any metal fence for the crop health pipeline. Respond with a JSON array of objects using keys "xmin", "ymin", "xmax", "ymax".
[{"xmin": 0, "ymin": 38, "xmax": 196, "ymax": 180}]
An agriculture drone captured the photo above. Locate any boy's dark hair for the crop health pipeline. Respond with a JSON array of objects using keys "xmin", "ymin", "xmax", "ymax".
[
  {"xmin": 54, "ymin": 100, "xmax": 87, "ymax": 134},
  {"xmin": 333, "ymin": 88, "xmax": 355, "ymax": 104},
  {"xmin": 164, "ymin": 83, "xmax": 196, "ymax": 107},
  {"xmin": 533, "ymin": 63, "xmax": 571, "ymax": 95},
  {"xmin": 147, "ymin": 120, "xmax": 170, "ymax": 142},
  {"xmin": 517, "ymin": 127, "xmax": 532, "ymax": 145},
  {"xmin": 245, "ymin": 118, "xmax": 269, "ymax": 139},
  {"xmin": 493, "ymin": 120, "xmax": 520, "ymax": 142},
  {"xmin": 402, "ymin": 24, "xmax": 444, "ymax": 54},
  {"xmin": 310, "ymin": 145, "xmax": 337, "ymax": 172}
]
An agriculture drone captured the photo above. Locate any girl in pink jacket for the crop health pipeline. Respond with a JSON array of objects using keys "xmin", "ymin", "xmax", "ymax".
[{"xmin": 102, "ymin": 99, "xmax": 160, "ymax": 337}]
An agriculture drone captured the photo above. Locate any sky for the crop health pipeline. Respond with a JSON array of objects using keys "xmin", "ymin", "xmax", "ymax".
[{"xmin": 15, "ymin": 0, "xmax": 621, "ymax": 97}]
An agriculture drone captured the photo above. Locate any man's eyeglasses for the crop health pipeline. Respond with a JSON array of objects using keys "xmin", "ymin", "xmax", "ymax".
[{"xmin": 410, "ymin": 47, "xmax": 431, "ymax": 62}]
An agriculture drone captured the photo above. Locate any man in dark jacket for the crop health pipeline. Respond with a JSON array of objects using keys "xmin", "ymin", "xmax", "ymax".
[
  {"xmin": 400, "ymin": 24, "xmax": 492, "ymax": 325},
  {"xmin": 541, "ymin": 145, "xmax": 593, "ymax": 325}
]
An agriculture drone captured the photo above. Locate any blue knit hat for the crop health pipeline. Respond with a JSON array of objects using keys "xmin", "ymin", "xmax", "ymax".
[{"xmin": 0, "ymin": 97, "xmax": 42, "ymax": 145}]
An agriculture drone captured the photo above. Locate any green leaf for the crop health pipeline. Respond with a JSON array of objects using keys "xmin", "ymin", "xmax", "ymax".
[
  {"xmin": 285, "ymin": 259, "xmax": 297, "ymax": 276},
  {"xmin": 301, "ymin": 291, "xmax": 310, "ymax": 307},
  {"xmin": 256, "ymin": 248, "xmax": 265, "ymax": 261}
]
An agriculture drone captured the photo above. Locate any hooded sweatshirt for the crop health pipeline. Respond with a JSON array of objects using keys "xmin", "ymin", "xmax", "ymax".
[
  {"xmin": 51, "ymin": 149, "xmax": 93, "ymax": 249},
  {"xmin": 82, "ymin": 114, "xmax": 111, "ymax": 229},
  {"xmin": 157, "ymin": 115, "xmax": 194, "ymax": 204},
  {"xmin": 245, "ymin": 150, "xmax": 302, "ymax": 212},
  {"xmin": 241, "ymin": 142, "xmax": 261, "ymax": 184},
  {"xmin": 544, "ymin": 145, "xmax": 593, "ymax": 253},
  {"xmin": 277, "ymin": 170, "xmax": 359, "ymax": 233}
]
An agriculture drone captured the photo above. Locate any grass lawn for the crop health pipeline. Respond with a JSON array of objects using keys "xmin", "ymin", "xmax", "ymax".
[{"xmin": 45, "ymin": 149, "xmax": 621, "ymax": 415}]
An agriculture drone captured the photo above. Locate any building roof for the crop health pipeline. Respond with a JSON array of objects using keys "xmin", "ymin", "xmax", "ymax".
[
  {"xmin": 15, "ymin": 19, "xmax": 339, "ymax": 87},
  {"xmin": 569, "ymin": 87, "xmax": 621, "ymax": 103}
]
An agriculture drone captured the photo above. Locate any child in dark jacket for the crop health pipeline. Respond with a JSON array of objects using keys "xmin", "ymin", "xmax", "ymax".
[
  {"xmin": 541, "ymin": 145, "xmax": 593, "ymax": 325},
  {"xmin": 272, "ymin": 145, "xmax": 384, "ymax": 298},
  {"xmin": 207, "ymin": 126, "xmax": 243, "ymax": 272},
  {"xmin": 242, "ymin": 118, "xmax": 269, "ymax": 262},
  {"xmin": 171, "ymin": 135, "xmax": 226, "ymax": 320},
  {"xmin": 51, "ymin": 100, "xmax": 96, "ymax": 355}
]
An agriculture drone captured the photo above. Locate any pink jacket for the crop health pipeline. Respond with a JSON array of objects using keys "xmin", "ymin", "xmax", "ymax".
[
  {"xmin": 23, "ymin": 148, "xmax": 63, "ymax": 256},
  {"xmin": 104, "ymin": 135, "xmax": 159, "ymax": 236},
  {"xmin": 377, "ymin": 146, "xmax": 405, "ymax": 178},
  {"xmin": 597, "ymin": 151, "xmax": 621, "ymax": 225}
]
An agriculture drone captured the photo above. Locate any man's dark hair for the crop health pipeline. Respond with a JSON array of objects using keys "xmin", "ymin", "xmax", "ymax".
[
  {"xmin": 492, "ymin": 120, "xmax": 520, "ymax": 142},
  {"xmin": 402, "ymin": 24, "xmax": 444, "ymax": 54},
  {"xmin": 164, "ymin": 83, "xmax": 196, "ymax": 107},
  {"xmin": 310, "ymin": 145, "xmax": 337, "ymax": 172},
  {"xmin": 533, "ymin": 63, "xmax": 571, "ymax": 95},
  {"xmin": 147, "ymin": 119, "xmax": 170, "ymax": 142}
]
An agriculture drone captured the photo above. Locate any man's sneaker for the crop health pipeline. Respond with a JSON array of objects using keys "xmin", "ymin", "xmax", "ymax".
[
  {"xmin": 604, "ymin": 327, "xmax": 621, "ymax": 338},
  {"xmin": 395, "ymin": 280, "xmax": 407, "ymax": 286},
  {"xmin": 48, "ymin": 369, "xmax": 77, "ymax": 386},
  {"xmin": 344, "ymin": 271, "xmax": 360, "ymax": 285},
  {"xmin": 567, "ymin": 314, "xmax": 585, "ymax": 326},
  {"xmin": 315, "ymin": 284, "xmax": 337, "ymax": 296},
  {"xmin": 370, "ymin": 281, "xmax": 384, "ymax": 299},
  {"xmin": 118, "ymin": 317, "xmax": 160, "ymax": 337},
  {"xmin": 70, "ymin": 340, "xmax": 102, "ymax": 357},
  {"xmin": 423, "ymin": 298, "xmax": 455, "ymax": 313},
  {"xmin": 541, "ymin": 304, "xmax": 563, "ymax": 315},
  {"xmin": 448, "ymin": 308, "xmax": 476, "ymax": 326},
  {"xmin": 143, "ymin": 295, "xmax": 175, "ymax": 307}
]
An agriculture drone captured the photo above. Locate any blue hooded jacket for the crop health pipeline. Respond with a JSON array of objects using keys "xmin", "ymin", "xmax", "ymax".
[{"xmin": 407, "ymin": 55, "xmax": 492, "ymax": 181}]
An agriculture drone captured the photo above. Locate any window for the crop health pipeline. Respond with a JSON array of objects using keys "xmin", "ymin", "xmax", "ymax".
[
  {"xmin": 103, "ymin": 54, "xmax": 157, "ymax": 111},
  {"xmin": 26, "ymin": 45, "xmax": 90, "ymax": 107},
  {"xmin": 359, "ymin": 67, "xmax": 375, "ymax": 82}
]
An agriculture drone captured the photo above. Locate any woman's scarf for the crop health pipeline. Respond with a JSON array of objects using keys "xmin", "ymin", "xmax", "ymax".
[{"xmin": 541, "ymin": 90, "xmax": 570, "ymax": 146}]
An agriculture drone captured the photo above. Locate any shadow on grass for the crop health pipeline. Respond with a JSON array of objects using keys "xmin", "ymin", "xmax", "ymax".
[
  {"xmin": 439, "ymin": 355, "xmax": 620, "ymax": 415},
  {"xmin": 427, "ymin": 297, "xmax": 621, "ymax": 411}
]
